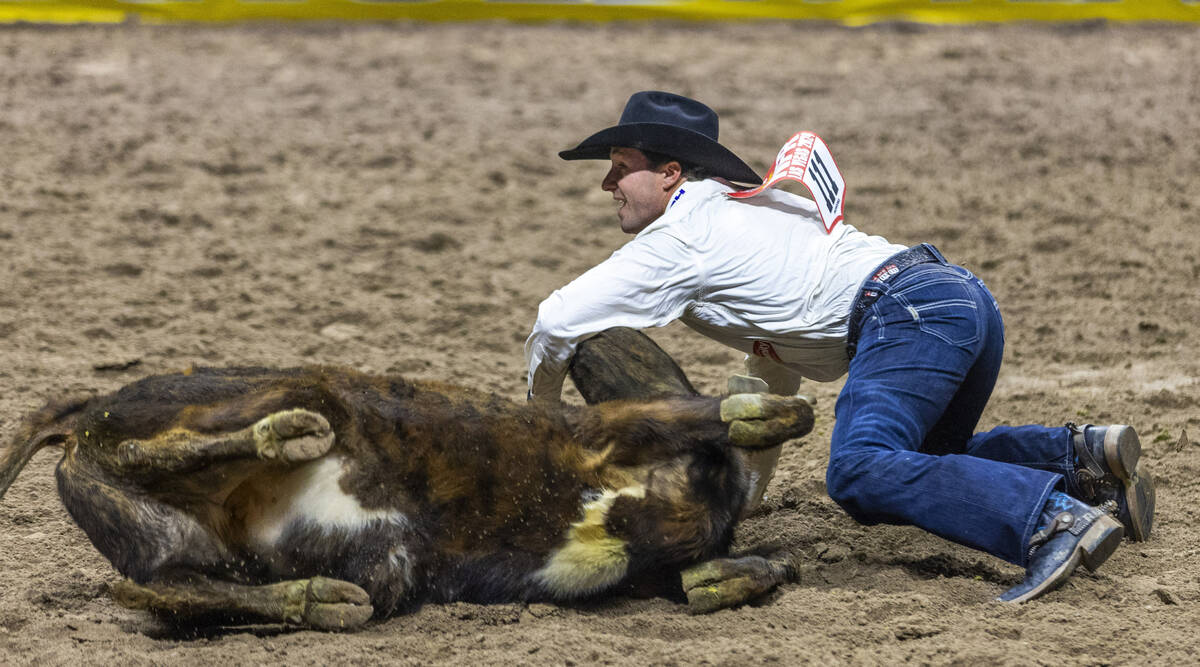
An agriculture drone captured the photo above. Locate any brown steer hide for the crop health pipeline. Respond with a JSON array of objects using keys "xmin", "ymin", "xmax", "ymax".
[{"xmin": 0, "ymin": 328, "xmax": 812, "ymax": 630}]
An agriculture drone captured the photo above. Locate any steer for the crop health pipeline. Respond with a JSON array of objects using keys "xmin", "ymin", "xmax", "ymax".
[{"xmin": 0, "ymin": 328, "xmax": 813, "ymax": 630}]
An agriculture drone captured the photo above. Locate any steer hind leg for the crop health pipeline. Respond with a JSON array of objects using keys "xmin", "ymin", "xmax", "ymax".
[
  {"xmin": 111, "ymin": 576, "xmax": 373, "ymax": 631},
  {"xmin": 98, "ymin": 409, "xmax": 335, "ymax": 475}
]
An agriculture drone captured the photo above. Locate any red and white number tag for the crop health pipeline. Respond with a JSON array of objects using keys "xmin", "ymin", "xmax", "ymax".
[{"xmin": 728, "ymin": 131, "xmax": 845, "ymax": 233}]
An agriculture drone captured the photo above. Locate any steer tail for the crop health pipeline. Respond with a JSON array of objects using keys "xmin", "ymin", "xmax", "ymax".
[{"xmin": 0, "ymin": 395, "xmax": 91, "ymax": 501}]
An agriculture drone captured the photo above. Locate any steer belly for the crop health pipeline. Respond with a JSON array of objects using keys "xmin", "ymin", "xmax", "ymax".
[{"xmin": 229, "ymin": 456, "xmax": 419, "ymax": 610}]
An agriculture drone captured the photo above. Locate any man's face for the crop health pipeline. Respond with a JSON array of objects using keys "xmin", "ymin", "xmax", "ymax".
[{"xmin": 601, "ymin": 147, "xmax": 676, "ymax": 235}]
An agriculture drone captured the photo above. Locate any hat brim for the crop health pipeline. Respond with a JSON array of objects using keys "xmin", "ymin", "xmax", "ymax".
[{"xmin": 558, "ymin": 123, "xmax": 762, "ymax": 185}]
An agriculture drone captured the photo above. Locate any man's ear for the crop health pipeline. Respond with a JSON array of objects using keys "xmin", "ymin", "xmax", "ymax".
[{"xmin": 658, "ymin": 160, "xmax": 683, "ymax": 190}]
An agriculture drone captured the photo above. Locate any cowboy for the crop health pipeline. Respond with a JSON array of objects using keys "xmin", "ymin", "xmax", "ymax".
[{"xmin": 523, "ymin": 91, "xmax": 1155, "ymax": 602}]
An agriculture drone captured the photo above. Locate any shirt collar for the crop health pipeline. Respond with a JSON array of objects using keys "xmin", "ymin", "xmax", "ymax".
[{"xmin": 634, "ymin": 179, "xmax": 732, "ymax": 239}]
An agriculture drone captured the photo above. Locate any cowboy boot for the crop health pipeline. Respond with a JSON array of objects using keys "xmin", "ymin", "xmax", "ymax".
[
  {"xmin": 1067, "ymin": 423, "xmax": 1156, "ymax": 541},
  {"xmin": 998, "ymin": 491, "xmax": 1124, "ymax": 603}
]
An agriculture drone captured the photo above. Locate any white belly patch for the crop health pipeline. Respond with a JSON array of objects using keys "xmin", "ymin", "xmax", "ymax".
[{"xmin": 239, "ymin": 456, "xmax": 407, "ymax": 549}]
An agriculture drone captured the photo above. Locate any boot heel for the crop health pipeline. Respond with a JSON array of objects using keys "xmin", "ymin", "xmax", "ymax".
[
  {"xmin": 1103, "ymin": 425, "xmax": 1140, "ymax": 481},
  {"xmin": 1125, "ymin": 460, "xmax": 1156, "ymax": 542},
  {"xmin": 1079, "ymin": 514, "xmax": 1124, "ymax": 572}
]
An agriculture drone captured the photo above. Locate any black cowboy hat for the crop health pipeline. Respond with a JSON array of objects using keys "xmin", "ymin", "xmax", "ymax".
[{"xmin": 558, "ymin": 91, "xmax": 762, "ymax": 185}]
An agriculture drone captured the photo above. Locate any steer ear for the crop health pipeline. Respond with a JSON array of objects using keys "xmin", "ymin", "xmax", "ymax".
[
  {"xmin": 569, "ymin": 328, "xmax": 699, "ymax": 405},
  {"xmin": 2, "ymin": 395, "xmax": 91, "ymax": 501}
]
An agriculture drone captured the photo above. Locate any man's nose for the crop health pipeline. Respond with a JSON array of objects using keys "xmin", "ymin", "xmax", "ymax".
[{"xmin": 601, "ymin": 170, "xmax": 617, "ymax": 192}]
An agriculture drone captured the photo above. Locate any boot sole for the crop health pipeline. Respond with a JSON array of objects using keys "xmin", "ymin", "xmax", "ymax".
[
  {"xmin": 1104, "ymin": 425, "xmax": 1154, "ymax": 542},
  {"xmin": 1000, "ymin": 514, "xmax": 1124, "ymax": 603}
]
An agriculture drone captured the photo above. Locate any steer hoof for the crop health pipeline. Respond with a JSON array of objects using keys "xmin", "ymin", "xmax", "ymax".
[
  {"xmin": 296, "ymin": 577, "xmax": 374, "ymax": 631},
  {"xmin": 254, "ymin": 409, "xmax": 334, "ymax": 463},
  {"xmin": 681, "ymin": 554, "xmax": 795, "ymax": 614},
  {"xmin": 719, "ymin": 394, "xmax": 815, "ymax": 448}
]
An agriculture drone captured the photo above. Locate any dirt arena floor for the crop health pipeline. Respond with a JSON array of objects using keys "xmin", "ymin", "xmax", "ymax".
[{"xmin": 1, "ymin": 19, "xmax": 1198, "ymax": 665}]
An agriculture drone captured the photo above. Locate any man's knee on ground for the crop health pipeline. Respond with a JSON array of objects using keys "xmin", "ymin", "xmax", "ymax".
[{"xmin": 824, "ymin": 449, "xmax": 884, "ymax": 521}]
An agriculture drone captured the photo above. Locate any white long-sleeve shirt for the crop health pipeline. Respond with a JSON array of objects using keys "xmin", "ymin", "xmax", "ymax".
[{"xmin": 525, "ymin": 178, "xmax": 906, "ymax": 400}]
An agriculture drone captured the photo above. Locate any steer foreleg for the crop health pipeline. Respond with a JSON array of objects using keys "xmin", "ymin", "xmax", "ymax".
[
  {"xmin": 719, "ymin": 393, "xmax": 815, "ymax": 449},
  {"xmin": 577, "ymin": 393, "xmax": 814, "ymax": 471},
  {"xmin": 111, "ymin": 576, "xmax": 373, "ymax": 631},
  {"xmin": 681, "ymin": 549, "xmax": 798, "ymax": 614}
]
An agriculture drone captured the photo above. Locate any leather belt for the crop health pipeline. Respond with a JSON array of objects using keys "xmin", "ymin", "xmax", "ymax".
[{"xmin": 845, "ymin": 243, "xmax": 943, "ymax": 359}]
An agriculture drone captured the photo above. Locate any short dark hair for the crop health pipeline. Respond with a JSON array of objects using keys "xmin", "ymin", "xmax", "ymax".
[{"xmin": 640, "ymin": 149, "xmax": 714, "ymax": 182}]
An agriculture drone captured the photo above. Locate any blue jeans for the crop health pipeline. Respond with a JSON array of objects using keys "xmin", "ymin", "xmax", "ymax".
[{"xmin": 828, "ymin": 246, "xmax": 1072, "ymax": 566}]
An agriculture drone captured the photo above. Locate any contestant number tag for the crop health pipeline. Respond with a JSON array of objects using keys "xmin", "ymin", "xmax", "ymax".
[{"xmin": 728, "ymin": 131, "xmax": 845, "ymax": 233}]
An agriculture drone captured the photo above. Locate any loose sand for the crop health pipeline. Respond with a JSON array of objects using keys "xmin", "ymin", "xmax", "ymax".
[{"xmin": 1, "ymin": 20, "xmax": 1198, "ymax": 665}]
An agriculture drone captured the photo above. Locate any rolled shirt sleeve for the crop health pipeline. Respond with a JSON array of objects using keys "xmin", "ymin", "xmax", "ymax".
[
  {"xmin": 524, "ymin": 178, "xmax": 908, "ymax": 401},
  {"xmin": 525, "ymin": 231, "xmax": 699, "ymax": 402}
]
